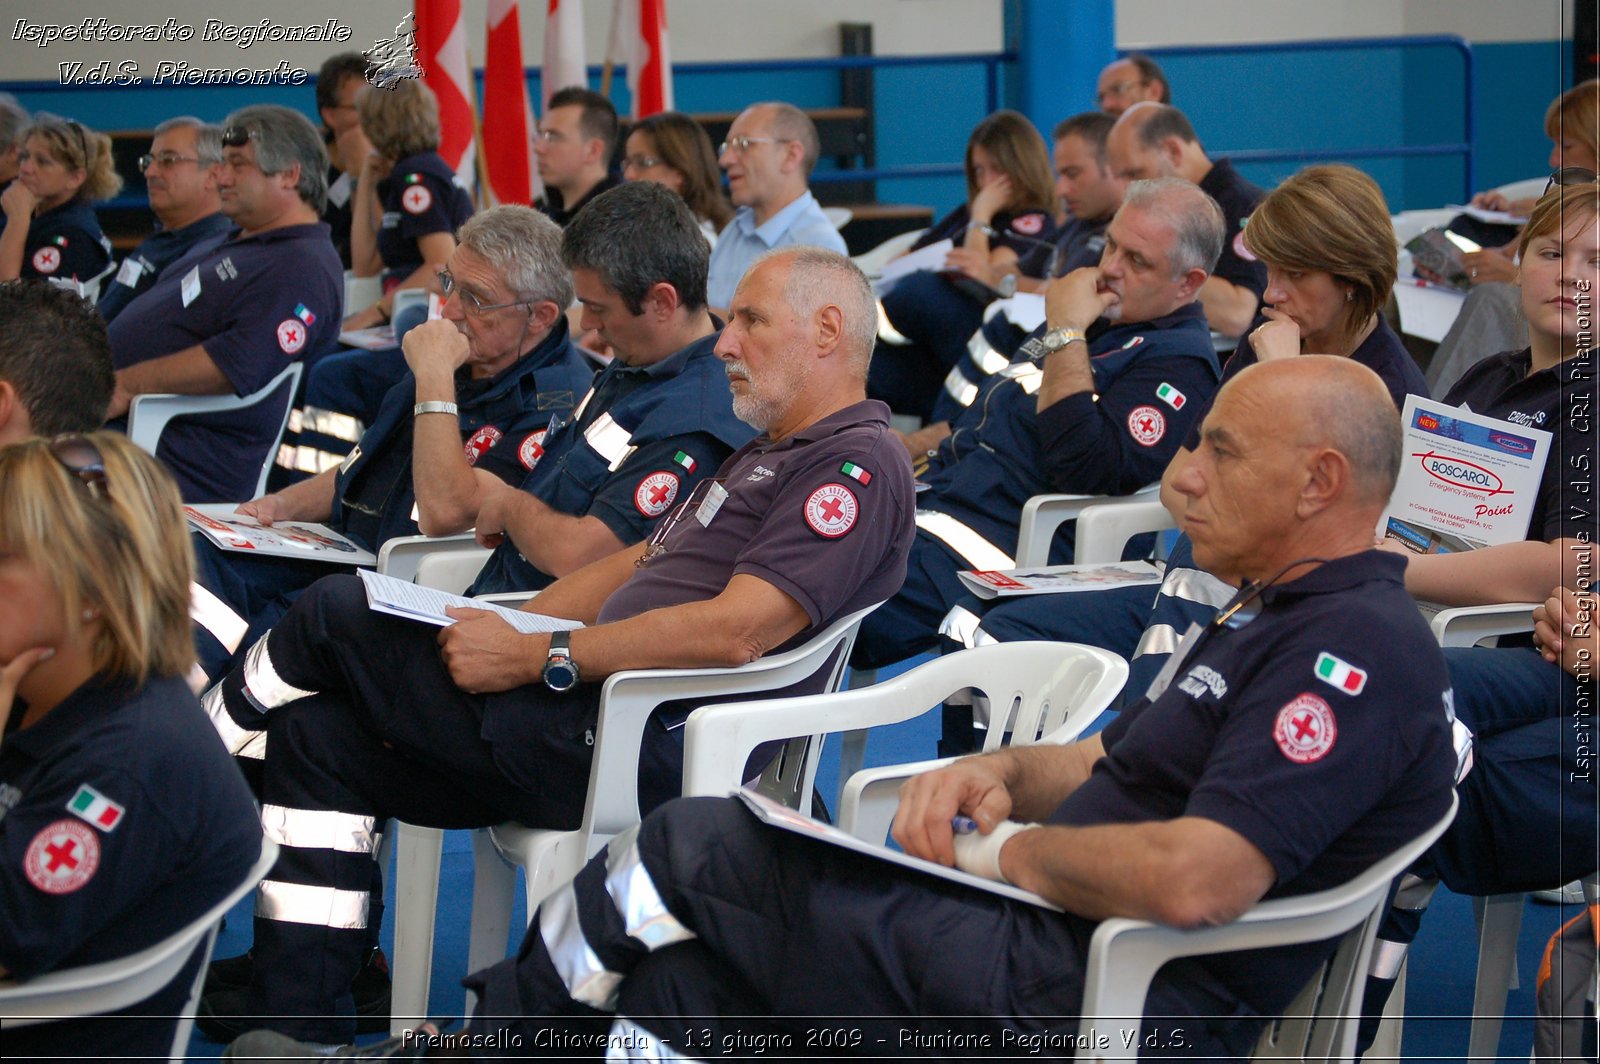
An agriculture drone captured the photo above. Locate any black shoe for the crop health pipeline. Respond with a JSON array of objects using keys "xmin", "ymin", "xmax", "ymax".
[{"xmin": 202, "ymin": 948, "xmax": 391, "ymax": 1035}]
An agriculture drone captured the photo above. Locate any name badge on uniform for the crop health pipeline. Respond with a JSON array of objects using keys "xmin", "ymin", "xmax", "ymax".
[
  {"xmin": 180, "ymin": 265, "xmax": 202, "ymax": 307},
  {"xmin": 114, "ymin": 257, "xmax": 143, "ymax": 288},
  {"xmin": 696, "ymin": 482, "xmax": 728, "ymax": 527},
  {"xmin": 1142, "ymin": 622, "xmax": 1203, "ymax": 702}
]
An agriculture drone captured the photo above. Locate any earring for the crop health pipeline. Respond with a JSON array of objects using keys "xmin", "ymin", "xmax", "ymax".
[
  {"xmin": 1345, "ymin": 290, "xmax": 1353, "ymax": 302},
  {"xmin": 82, "ymin": 607, "xmax": 98, "ymax": 621}
]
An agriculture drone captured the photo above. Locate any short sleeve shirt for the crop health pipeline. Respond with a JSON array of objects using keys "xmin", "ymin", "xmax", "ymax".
[
  {"xmin": 97, "ymin": 211, "xmax": 233, "ymax": 323},
  {"xmin": 375, "ymin": 152, "xmax": 475, "ymax": 274},
  {"xmin": 22, "ymin": 199, "xmax": 112, "ymax": 283},
  {"xmin": 706, "ymin": 191, "xmax": 849, "ymax": 308}
]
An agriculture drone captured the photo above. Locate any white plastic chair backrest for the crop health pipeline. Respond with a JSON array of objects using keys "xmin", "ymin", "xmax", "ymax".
[
  {"xmin": 1014, "ymin": 484, "xmax": 1160, "ymax": 567},
  {"xmin": 1494, "ymin": 176, "xmax": 1545, "ymax": 203},
  {"xmin": 1073, "ymin": 498, "xmax": 1177, "ymax": 566},
  {"xmin": 390, "ymin": 287, "xmax": 430, "ymax": 324},
  {"xmin": 344, "ymin": 270, "xmax": 381, "ymax": 315},
  {"xmin": 375, "ymin": 532, "xmax": 488, "ymax": 589},
  {"xmin": 684, "ymin": 641, "xmax": 1127, "ymax": 799},
  {"xmin": 0, "ymin": 836, "xmax": 277, "ymax": 1061},
  {"xmin": 1077, "ymin": 792, "xmax": 1457, "ymax": 1062},
  {"xmin": 1389, "ymin": 207, "xmax": 1461, "ymax": 248},
  {"xmin": 126, "ymin": 362, "xmax": 305, "ymax": 499}
]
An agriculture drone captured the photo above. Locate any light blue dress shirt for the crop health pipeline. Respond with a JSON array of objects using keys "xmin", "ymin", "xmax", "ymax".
[{"xmin": 705, "ymin": 189, "xmax": 847, "ymax": 306}]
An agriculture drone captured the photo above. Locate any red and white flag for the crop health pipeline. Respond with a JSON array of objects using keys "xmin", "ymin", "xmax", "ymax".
[
  {"xmin": 484, "ymin": 0, "xmax": 539, "ymax": 205},
  {"xmin": 414, "ymin": 0, "xmax": 477, "ymax": 184},
  {"xmin": 606, "ymin": 0, "xmax": 672, "ymax": 119},
  {"xmin": 542, "ymin": 0, "xmax": 589, "ymax": 106}
]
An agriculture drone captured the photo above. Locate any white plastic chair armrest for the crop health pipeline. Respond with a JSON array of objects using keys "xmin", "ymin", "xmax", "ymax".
[
  {"xmin": 1015, "ymin": 484, "xmax": 1159, "ymax": 567},
  {"xmin": 1074, "ymin": 499, "xmax": 1177, "ymax": 566},
  {"xmin": 376, "ymin": 533, "xmax": 482, "ymax": 582},
  {"xmin": 1429, "ymin": 602, "xmax": 1538, "ymax": 648}
]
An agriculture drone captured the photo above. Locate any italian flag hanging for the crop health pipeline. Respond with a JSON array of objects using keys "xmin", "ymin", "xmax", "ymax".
[
  {"xmin": 67, "ymin": 784, "xmax": 125, "ymax": 832},
  {"xmin": 673, "ymin": 451, "xmax": 696, "ymax": 473},
  {"xmin": 841, "ymin": 461, "xmax": 872, "ymax": 485},
  {"xmin": 1314, "ymin": 652, "xmax": 1367, "ymax": 695}
]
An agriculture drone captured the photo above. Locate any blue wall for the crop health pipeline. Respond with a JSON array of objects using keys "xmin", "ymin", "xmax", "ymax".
[{"xmin": 0, "ymin": 34, "xmax": 1571, "ymax": 217}]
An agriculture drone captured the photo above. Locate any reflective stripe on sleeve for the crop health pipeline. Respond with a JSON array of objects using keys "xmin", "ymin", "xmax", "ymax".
[
  {"xmin": 876, "ymin": 300, "xmax": 910, "ymax": 345},
  {"xmin": 261, "ymin": 805, "xmax": 378, "ymax": 854},
  {"xmin": 540, "ymin": 882, "xmax": 625, "ymax": 1010},
  {"xmin": 915, "ymin": 511, "xmax": 1015, "ymax": 572},
  {"xmin": 584, "ymin": 413, "xmax": 637, "ymax": 471},
  {"xmin": 1394, "ymin": 873, "xmax": 1439, "ymax": 911},
  {"xmin": 942, "ymin": 365, "xmax": 979, "ymax": 409},
  {"xmin": 1132, "ymin": 623, "xmax": 1181, "ymax": 660},
  {"xmin": 967, "ymin": 332, "xmax": 1012, "ymax": 376},
  {"xmin": 1159, "ymin": 566, "xmax": 1236, "ymax": 608},
  {"xmin": 242, "ymin": 635, "xmax": 316, "ymax": 709},
  {"xmin": 604, "ymin": 828, "xmax": 697, "ymax": 951},
  {"xmin": 1368, "ymin": 937, "xmax": 1409, "ymax": 981},
  {"xmin": 203, "ymin": 682, "xmax": 267, "ymax": 760},
  {"xmin": 190, "ymin": 581, "xmax": 250, "ymax": 655},
  {"xmin": 256, "ymin": 879, "xmax": 369, "ymax": 929}
]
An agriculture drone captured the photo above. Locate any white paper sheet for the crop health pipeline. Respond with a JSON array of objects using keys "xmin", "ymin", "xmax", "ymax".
[{"xmin": 357, "ymin": 568, "xmax": 581, "ymax": 633}]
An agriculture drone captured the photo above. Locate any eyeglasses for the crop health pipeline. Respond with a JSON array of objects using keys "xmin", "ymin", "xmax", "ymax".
[
  {"xmin": 718, "ymin": 135, "xmax": 789, "ymax": 156},
  {"xmin": 220, "ymin": 125, "xmax": 260, "ymax": 148},
  {"xmin": 635, "ymin": 479, "xmax": 725, "ymax": 567},
  {"xmin": 139, "ymin": 151, "xmax": 203, "ymax": 171},
  {"xmin": 1095, "ymin": 79, "xmax": 1145, "ymax": 104},
  {"xmin": 1545, "ymin": 167, "xmax": 1600, "ymax": 195},
  {"xmin": 623, "ymin": 154, "xmax": 663, "ymax": 171},
  {"xmin": 534, "ymin": 129, "xmax": 569, "ymax": 144},
  {"xmin": 49, "ymin": 434, "xmax": 110, "ymax": 501},
  {"xmin": 436, "ymin": 268, "xmax": 527, "ymax": 315}
]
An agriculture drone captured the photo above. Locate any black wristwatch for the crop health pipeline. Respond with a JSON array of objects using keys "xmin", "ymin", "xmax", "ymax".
[{"xmin": 542, "ymin": 631, "xmax": 581, "ymax": 692}]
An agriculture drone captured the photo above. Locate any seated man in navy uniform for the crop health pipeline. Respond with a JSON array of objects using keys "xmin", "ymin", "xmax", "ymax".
[
  {"xmin": 200, "ymin": 245, "xmax": 916, "ymax": 1049},
  {"xmin": 852, "ymin": 176, "xmax": 1223, "ymax": 671},
  {"xmin": 97, "ymin": 116, "xmax": 232, "ymax": 323},
  {"xmin": 1107, "ymin": 103, "xmax": 1267, "ymax": 340},
  {"xmin": 106, "ymin": 104, "xmax": 344, "ymax": 502},
  {"xmin": 188, "ymin": 205, "xmax": 594, "ymax": 689},
  {"xmin": 229, "ymin": 357, "xmax": 1455, "ymax": 1061},
  {"xmin": 462, "ymin": 181, "xmax": 756, "ymax": 599}
]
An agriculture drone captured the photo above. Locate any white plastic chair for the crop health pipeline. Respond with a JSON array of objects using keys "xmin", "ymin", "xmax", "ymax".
[
  {"xmin": 127, "ymin": 362, "xmax": 304, "ymax": 499},
  {"xmin": 691, "ymin": 641, "xmax": 1128, "ymax": 848},
  {"xmin": 343, "ymin": 270, "xmax": 382, "ymax": 316},
  {"xmin": 1078, "ymin": 794, "xmax": 1457, "ymax": 1063},
  {"xmin": 375, "ymin": 532, "xmax": 491, "ymax": 590},
  {"xmin": 1014, "ymin": 484, "xmax": 1161, "ymax": 567},
  {"xmin": 388, "ymin": 603, "xmax": 880, "ymax": 1033},
  {"xmin": 851, "ymin": 227, "xmax": 927, "ymax": 280},
  {"xmin": 1074, "ymin": 498, "xmax": 1179, "ymax": 566},
  {"xmin": 0, "ymin": 837, "xmax": 276, "ymax": 1062}
]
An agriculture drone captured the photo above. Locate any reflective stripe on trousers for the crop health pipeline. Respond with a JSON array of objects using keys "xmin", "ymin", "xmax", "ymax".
[{"xmin": 915, "ymin": 510, "xmax": 1015, "ymax": 572}]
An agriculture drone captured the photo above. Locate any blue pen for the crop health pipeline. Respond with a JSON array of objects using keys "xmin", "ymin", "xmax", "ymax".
[{"xmin": 951, "ymin": 815, "xmax": 979, "ymax": 835}]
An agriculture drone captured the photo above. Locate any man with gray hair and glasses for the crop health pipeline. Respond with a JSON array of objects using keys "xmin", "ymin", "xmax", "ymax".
[
  {"xmin": 98, "ymin": 116, "xmax": 232, "ymax": 322},
  {"xmin": 104, "ymin": 104, "xmax": 343, "ymax": 502},
  {"xmin": 0, "ymin": 93, "xmax": 29, "ymax": 193}
]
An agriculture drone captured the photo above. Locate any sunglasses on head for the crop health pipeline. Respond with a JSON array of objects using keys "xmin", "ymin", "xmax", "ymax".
[
  {"xmin": 1545, "ymin": 167, "xmax": 1600, "ymax": 195},
  {"xmin": 49, "ymin": 434, "xmax": 109, "ymax": 501},
  {"xmin": 220, "ymin": 125, "xmax": 260, "ymax": 149}
]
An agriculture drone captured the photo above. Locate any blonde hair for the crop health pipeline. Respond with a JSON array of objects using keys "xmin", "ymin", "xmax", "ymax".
[
  {"xmin": 357, "ymin": 80, "xmax": 442, "ymax": 160},
  {"xmin": 1518, "ymin": 181, "xmax": 1600, "ymax": 261},
  {"xmin": 1243, "ymin": 164, "xmax": 1396, "ymax": 348},
  {"xmin": 0, "ymin": 433, "xmax": 194, "ymax": 684},
  {"xmin": 25, "ymin": 114, "xmax": 122, "ymax": 202},
  {"xmin": 1546, "ymin": 80, "xmax": 1600, "ymax": 171}
]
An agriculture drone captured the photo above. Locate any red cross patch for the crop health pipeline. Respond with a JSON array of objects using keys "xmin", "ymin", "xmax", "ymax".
[
  {"xmin": 24, "ymin": 819, "xmax": 100, "ymax": 894},
  {"xmin": 32, "ymin": 246, "xmax": 61, "ymax": 275},
  {"xmin": 463, "ymin": 425, "xmax": 503, "ymax": 465},
  {"xmin": 634, "ymin": 471, "xmax": 681, "ymax": 517},
  {"xmin": 1273, "ymin": 693, "xmax": 1337, "ymax": 764},
  {"xmin": 1012, "ymin": 212, "xmax": 1045, "ymax": 235},
  {"xmin": 1127, "ymin": 405, "xmax": 1166, "ymax": 447},
  {"xmin": 518, "ymin": 430, "xmax": 547, "ymax": 471},
  {"xmin": 401, "ymin": 183, "xmax": 434, "ymax": 215},
  {"xmin": 276, "ymin": 319, "xmax": 307, "ymax": 355},
  {"xmin": 804, "ymin": 483, "xmax": 858, "ymax": 538}
]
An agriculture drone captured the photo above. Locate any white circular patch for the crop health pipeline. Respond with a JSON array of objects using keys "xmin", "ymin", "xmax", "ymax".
[
  {"xmin": 1233, "ymin": 227, "xmax": 1256, "ymax": 262},
  {"xmin": 1127, "ymin": 405, "xmax": 1167, "ymax": 447},
  {"xmin": 805, "ymin": 483, "xmax": 858, "ymax": 538},
  {"xmin": 463, "ymin": 425, "xmax": 502, "ymax": 465},
  {"xmin": 401, "ymin": 183, "xmax": 433, "ymax": 215},
  {"xmin": 24, "ymin": 819, "xmax": 100, "ymax": 895},
  {"xmin": 1274, "ymin": 693, "xmax": 1337, "ymax": 764},
  {"xmin": 634, "ymin": 471, "xmax": 680, "ymax": 517},
  {"xmin": 1012, "ymin": 212, "xmax": 1044, "ymax": 235},
  {"xmin": 518, "ymin": 430, "xmax": 547, "ymax": 471},
  {"xmin": 276, "ymin": 319, "xmax": 307, "ymax": 354},
  {"xmin": 32, "ymin": 246, "xmax": 61, "ymax": 274}
]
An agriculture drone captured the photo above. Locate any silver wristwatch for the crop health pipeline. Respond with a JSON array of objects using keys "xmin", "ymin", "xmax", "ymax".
[{"xmin": 1019, "ymin": 326, "xmax": 1087, "ymax": 364}]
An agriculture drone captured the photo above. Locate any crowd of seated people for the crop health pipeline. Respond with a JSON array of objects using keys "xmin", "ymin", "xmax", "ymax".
[{"xmin": 0, "ymin": 45, "xmax": 1594, "ymax": 1061}]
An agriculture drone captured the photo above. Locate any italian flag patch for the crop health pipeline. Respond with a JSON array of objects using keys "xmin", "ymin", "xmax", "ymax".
[
  {"xmin": 67, "ymin": 784, "xmax": 125, "ymax": 833},
  {"xmin": 840, "ymin": 461, "xmax": 872, "ymax": 485},
  {"xmin": 294, "ymin": 303, "xmax": 316, "ymax": 326},
  {"xmin": 673, "ymin": 450, "xmax": 696, "ymax": 473},
  {"xmin": 1155, "ymin": 382, "xmax": 1186, "ymax": 410},
  {"xmin": 405, "ymin": 172, "xmax": 422, "ymax": 183},
  {"xmin": 1314, "ymin": 652, "xmax": 1367, "ymax": 695}
]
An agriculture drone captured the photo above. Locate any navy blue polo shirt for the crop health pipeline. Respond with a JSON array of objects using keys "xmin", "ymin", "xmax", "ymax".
[
  {"xmin": 0, "ymin": 675, "xmax": 261, "ymax": 1058},
  {"xmin": 598, "ymin": 399, "xmax": 916, "ymax": 643},
  {"xmin": 22, "ymin": 199, "xmax": 111, "ymax": 283},
  {"xmin": 912, "ymin": 204, "xmax": 1058, "ymax": 276},
  {"xmin": 96, "ymin": 211, "xmax": 233, "ymax": 322},
  {"xmin": 375, "ymin": 151, "xmax": 474, "ymax": 274},
  {"xmin": 1199, "ymin": 158, "xmax": 1268, "ymax": 303},
  {"xmin": 1445, "ymin": 347, "xmax": 1599, "ymax": 543},
  {"xmin": 540, "ymin": 174, "xmax": 620, "ymax": 228},
  {"xmin": 108, "ymin": 221, "xmax": 343, "ymax": 501},
  {"xmin": 1058, "ymin": 549, "xmax": 1455, "ymax": 1015},
  {"xmin": 1046, "ymin": 213, "xmax": 1110, "ymax": 277}
]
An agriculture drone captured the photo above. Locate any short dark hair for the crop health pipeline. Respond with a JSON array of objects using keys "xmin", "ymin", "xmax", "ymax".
[
  {"xmin": 548, "ymin": 86, "xmax": 620, "ymax": 158},
  {"xmin": 316, "ymin": 52, "xmax": 370, "ymax": 116},
  {"xmin": 1051, "ymin": 111, "xmax": 1116, "ymax": 165},
  {"xmin": 0, "ymin": 281, "xmax": 114, "ymax": 435},
  {"xmin": 1126, "ymin": 53, "xmax": 1172, "ymax": 103},
  {"xmin": 562, "ymin": 181, "xmax": 709, "ymax": 313}
]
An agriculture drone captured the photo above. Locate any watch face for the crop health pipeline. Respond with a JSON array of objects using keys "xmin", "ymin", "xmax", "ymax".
[
  {"xmin": 998, "ymin": 274, "xmax": 1018, "ymax": 298},
  {"xmin": 544, "ymin": 659, "xmax": 580, "ymax": 692}
]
